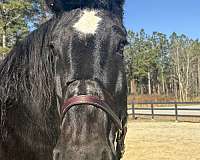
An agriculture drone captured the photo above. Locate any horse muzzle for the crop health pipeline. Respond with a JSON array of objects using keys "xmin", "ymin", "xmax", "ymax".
[{"xmin": 54, "ymin": 80, "xmax": 124, "ymax": 160}]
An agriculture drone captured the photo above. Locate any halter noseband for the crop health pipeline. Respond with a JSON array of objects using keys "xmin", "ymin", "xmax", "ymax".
[{"xmin": 61, "ymin": 95, "xmax": 122, "ymax": 130}]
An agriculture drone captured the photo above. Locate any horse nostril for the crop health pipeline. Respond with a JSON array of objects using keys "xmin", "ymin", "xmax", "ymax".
[{"xmin": 53, "ymin": 149, "xmax": 61, "ymax": 160}]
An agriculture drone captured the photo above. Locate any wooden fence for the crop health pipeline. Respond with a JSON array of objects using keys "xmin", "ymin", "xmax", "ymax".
[{"xmin": 128, "ymin": 101, "xmax": 200, "ymax": 121}]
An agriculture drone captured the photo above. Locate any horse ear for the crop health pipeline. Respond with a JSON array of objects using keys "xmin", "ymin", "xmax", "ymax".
[
  {"xmin": 45, "ymin": 0, "xmax": 64, "ymax": 13},
  {"xmin": 111, "ymin": 0, "xmax": 125, "ymax": 18},
  {"xmin": 45, "ymin": 0, "xmax": 125, "ymax": 15},
  {"xmin": 115, "ymin": 0, "xmax": 125, "ymax": 7},
  {"xmin": 45, "ymin": 0, "xmax": 86, "ymax": 13}
]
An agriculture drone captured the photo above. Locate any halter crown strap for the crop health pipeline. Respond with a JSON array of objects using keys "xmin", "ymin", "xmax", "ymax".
[{"xmin": 61, "ymin": 95, "xmax": 122, "ymax": 130}]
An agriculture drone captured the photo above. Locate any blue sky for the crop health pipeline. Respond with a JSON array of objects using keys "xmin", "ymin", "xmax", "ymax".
[{"xmin": 124, "ymin": 0, "xmax": 200, "ymax": 39}]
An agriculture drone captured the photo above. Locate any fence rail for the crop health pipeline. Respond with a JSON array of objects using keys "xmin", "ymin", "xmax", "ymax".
[{"xmin": 128, "ymin": 101, "xmax": 200, "ymax": 121}]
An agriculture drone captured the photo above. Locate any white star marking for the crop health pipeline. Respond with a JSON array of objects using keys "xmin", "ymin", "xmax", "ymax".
[{"xmin": 73, "ymin": 10, "xmax": 102, "ymax": 35}]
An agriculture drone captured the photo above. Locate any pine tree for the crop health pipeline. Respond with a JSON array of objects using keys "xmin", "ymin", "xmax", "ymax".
[
  {"xmin": 0, "ymin": 0, "xmax": 50, "ymax": 59},
  {"xmin": 0, "ymin": 0, "xmax": 33, "ymax": 58}
]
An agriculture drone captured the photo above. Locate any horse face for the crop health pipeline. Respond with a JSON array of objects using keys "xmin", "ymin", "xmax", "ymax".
[{"xmin": 51, "ymin": 9, "xmax": 127, "ymax": 160}]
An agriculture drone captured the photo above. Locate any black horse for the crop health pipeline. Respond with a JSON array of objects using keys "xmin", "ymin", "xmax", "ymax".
[{"xmin": 0, "ymin": 1, "xmax": 127, "ymax": 160}]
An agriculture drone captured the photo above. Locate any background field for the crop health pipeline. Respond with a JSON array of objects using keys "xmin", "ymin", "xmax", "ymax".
[{"xmin": 123, "ymin": 120, "xmax": 200, "ymax": 160}]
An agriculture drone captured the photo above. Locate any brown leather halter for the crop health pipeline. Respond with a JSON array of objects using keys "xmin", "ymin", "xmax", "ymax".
[
  {"xmin": 61, "ymin": 95, "xmax": 126, "ymax": 159},
  {"xmin": 61, "ymin": 95, "xmax": 122, "ymax": 130}
]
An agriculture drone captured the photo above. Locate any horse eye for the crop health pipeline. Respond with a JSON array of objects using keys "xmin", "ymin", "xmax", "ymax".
[{"xmin": 116, "ymin": 41, "xmax": 125, "ymax": 57}]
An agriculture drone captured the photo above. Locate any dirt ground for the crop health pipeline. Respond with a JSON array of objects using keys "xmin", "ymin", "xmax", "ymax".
[{"xmin": 123, "ymin": 120, "xmax": 200, "ymax": 160}]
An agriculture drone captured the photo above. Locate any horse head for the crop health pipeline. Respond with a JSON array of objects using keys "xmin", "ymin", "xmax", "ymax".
[{"xmin": 49, "ymin": 8, "xmax": 127, "ymax": 160}]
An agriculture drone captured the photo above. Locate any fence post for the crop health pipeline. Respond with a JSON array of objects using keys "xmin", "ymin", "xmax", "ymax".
[
  {"xmin": 151, "ymin": 103, "xmax": 154, "ymax": 120},
  {"xmin": 175, "ymin": 103, "xmax": 178, "ymax": 122},
  {"xmin": 132, "ymin": 103, "xmax": 135, "ymax": 119}
]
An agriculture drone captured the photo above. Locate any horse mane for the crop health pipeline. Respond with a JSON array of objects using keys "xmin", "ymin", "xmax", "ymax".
[
  {"xmin": 0, "ymin": 16, "xmax": 58, "ymax": 111},
  {"xmin": 0, "ymin": 10, "xmax": 81, "ymax": 141},
  {"xmin": 45, "ymin": 0, "xmax": 125, "ymax": 19}
]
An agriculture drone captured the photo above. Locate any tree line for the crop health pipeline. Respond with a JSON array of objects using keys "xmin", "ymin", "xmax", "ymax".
[
  {"xmin": 125, "ymin": 29, "xmax": 200, "ymax": 101},
  {"xmin": 0, "ymin": 0, "xmax": 49, "ymax": 59},
  {"xmin": 1, "ymin": 1, "xmax": 200, "ymax": 101}
]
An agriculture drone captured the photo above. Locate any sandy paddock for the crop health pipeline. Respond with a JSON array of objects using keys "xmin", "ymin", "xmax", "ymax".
[{"xmin": 123, "ymin": 120, "xmax": 200, "ymax": 160}]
